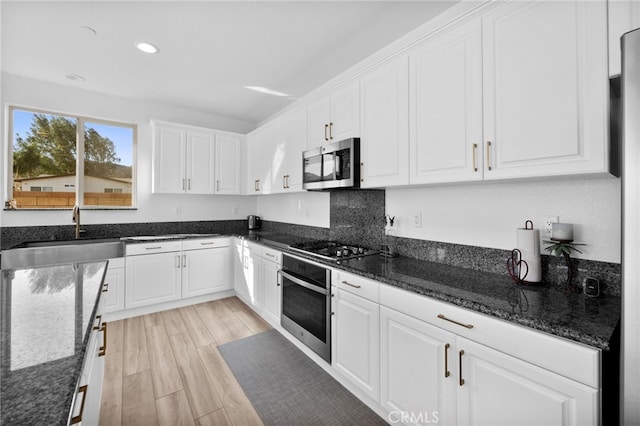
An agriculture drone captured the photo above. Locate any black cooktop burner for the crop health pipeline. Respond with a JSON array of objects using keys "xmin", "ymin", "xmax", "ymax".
[{"xmin": 289, "ymin": 241, "xmax": 379, "ymax": 261}]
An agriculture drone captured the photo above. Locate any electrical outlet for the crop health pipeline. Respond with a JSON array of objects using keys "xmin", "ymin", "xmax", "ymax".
[
  {"xmin": 175, "ymin": 206, "xmax": 182, "ymax": 216},
  {"xmin": 413, "ymin": 212, "xmax": 422, "ymax": 228},
  {"xmin": 544, "ymin": 216, "xmax": 559, "ymax": 235}
]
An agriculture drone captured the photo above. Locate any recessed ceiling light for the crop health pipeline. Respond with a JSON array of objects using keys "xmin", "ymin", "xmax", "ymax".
[
  {"xmin": 136, "ymin": 42, "xmax": 159, "ymax": 54},
  {"xmin": 66, "ymin": 73, "xmax": 86, "ymax": 82},
  {"xmin": 245, "ymin": 86, "xmax": 290, "ymax": 97}
]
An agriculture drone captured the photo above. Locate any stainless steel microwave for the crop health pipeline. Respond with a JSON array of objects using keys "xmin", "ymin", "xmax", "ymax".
[{"xmin": 302, "ymin": 138, "xmax": 360, "ymax": 190}]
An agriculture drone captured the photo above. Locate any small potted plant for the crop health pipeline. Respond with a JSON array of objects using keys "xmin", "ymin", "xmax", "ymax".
[{"xmin": 543, "ymin": 240, "xmax": 586, "ymax": 293}]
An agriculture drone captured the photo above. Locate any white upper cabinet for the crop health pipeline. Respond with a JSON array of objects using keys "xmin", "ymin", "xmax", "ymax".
[
  {"xmin": 409, "ymin": 19, "xmax": 483, "ymax": 185},
  {"xmin": 608, "ymin": 0, "xmax": 640, "ymax": 76},
  {"xmin": 360, "ymin": 55, "xmax": 410, "ymax": 188},
  {"xmin": 215, "ymin": 133, "xmax": 242, "ymax": 194},
  {"xmin": 153, "ymin": 123, "xmax": 187, "ymax": 193},
  {"xmin": 247, "ymin": 122, "xmax": 275, "ymax": 194},
  {"xmin": 271, "ymin": 108, "xmax": 306, "ymax": 193},
  {"xmin": 482, "ymin": 1, "xmax": 609, "ymax": 180},
  {"xmin": 153, "ymin": 121, "xmax": 242, "ymax": 194},
  {"xmin": 307, "ymin": 80, "xmax": 359, "ymax": 148},
  {"xmin": 185, "ymin": 130, "xmax": 216, "ymax": 194}
]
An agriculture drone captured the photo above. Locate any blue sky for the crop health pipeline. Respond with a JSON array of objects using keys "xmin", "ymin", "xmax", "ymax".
[{"xmin": 12, "ymin": 109, "xmax": 133, "ymax": 166}]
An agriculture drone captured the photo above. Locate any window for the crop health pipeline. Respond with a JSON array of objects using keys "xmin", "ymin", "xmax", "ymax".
[{"xmin": 9, "ymin": 107, "xmax": 136, "ymax": 209}]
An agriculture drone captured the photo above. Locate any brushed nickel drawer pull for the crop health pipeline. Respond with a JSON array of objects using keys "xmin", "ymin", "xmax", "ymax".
[
  {"xmin": 486, "ymin": 141, "xmax": 492, "ymax": 171},
  {"xmin": 99, "ymin": 323, "xmax": 107, "ymax": 357},
  {"xmin": 176, "ymin": 255, "xmax": 181, "ymax": 268},
  {"xmin": 329, "ymin": 122, "xmax": 334, "ymax": 140},
  {"xmin": 360, "ymin": 162, "xmax": 364, "ymax": 182},
  {"xmin": 324, "ymin": 124, "xmax": 329, "ymax": 141},
  {"xmin": 70, "ymin": 385, "xmax": 88, "ymax": 424},
  {"xmin": 102, "ymin": 283, "xmax": 109, "ymax": 293},
  {"xmin": 444, "ymin": 343, "xmax": 451, "ymax": 378},
  {"xmin": 216, "ymin": 180, "xmax": 220, "ymax": 192},
  {"xmin": 342, "ymin": 280, "xmax": 361, "ymax": 289},
  {"xmin": 459, "ymin": 349, "xmax": 465, "ymax": 386},
  {"xmin": 437, "ymin": 314, "xmax": 474, "ymax": 329},
  {"xmin": 200, "ymin": 242, "xmax": 215, "ymax": 246},
  {"xmin": 145, "ymin": 246, "xmax": 162, "ymax": 250}
]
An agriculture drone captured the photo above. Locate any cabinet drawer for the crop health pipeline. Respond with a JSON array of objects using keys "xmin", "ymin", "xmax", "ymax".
[
  {"xmin": 262, "ymin": 247, "xmax": 282, "ymax": 263},
  {"xmin": 125, "ymin": 241, "xmax": 182, "ymax": 256},
  {"xmin": 333, "ymin": 270, "xmax": 379, "ymax": 303},
  {"xmin": 380, "ymin": 284, "xmax": 600, "ymax": 388},
  {"xmin": 182, "ymin": 237, "xmax": 230, "ymax": 251}
]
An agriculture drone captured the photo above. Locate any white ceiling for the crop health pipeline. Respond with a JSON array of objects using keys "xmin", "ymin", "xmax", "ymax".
[{"xmin": 1, "ymin": 1, "xmax": 458, "ymax": 126}]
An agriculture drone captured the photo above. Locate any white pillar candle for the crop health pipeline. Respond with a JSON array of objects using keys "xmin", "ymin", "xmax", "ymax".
[{"xmin": 551, "ymin": 223, "xmax": 574, "ymax": 241}]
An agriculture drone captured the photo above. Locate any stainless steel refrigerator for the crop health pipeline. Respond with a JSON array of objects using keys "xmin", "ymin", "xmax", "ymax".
[{"xmin": 622, "ymin": 27, "xmax": 640, "ymax": 425}]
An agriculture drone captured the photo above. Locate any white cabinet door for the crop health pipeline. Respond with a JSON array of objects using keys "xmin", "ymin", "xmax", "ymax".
[
  {"xmin": 409, "ymin": 20, "xmax": 483, "ymax": 185},
  {"xmin": 249, "ymin": 249, "xmax": 264, "ymax": 308},
  {"xmin": 307, "ymin": 96, "xmax": 332, "ymax": 148},
  {"xmin": 332, "ymin": 288, "xmax": 380, "ymax": 402},
  {"xmin": 102, "ymin": 259, "xmax": 125, "ymax": 314},
  {"xmin": 380, "ymin": 306, "xmax": 457, "ymax": 426},
  {"xmin": 307, "ymin": 81, "xmax": 359, "ymax": 149},
  {"xmin": 186, "ymin": 130, "xmax": 216, "ymax": 194},
  {"xmin": 182, "ymin": 247, "xmax": 231, "ymax": 298},
  {"xmin": 330, "ymin": 80, "xmax": 360, "ymax": 143},
  {"xmin": 215, "ymin": 133, "xmax": 241, "ymax": 194},
  {"xmin": 262, "ymin": 256, "xmax": 281, "ymax": 326},
  {"xmin": 482, "ymin": 1, "xmax": 609, "ymax": 179},
  {"xmin": 125, "ymin": 252, "xmax": 182, "ymax": 308},
  {"xmin": 456, "ymin": 337, "xmax": 598, "ymax": 426},
  {"xmin": 360, "ymin": 56, "xmax": 409, "ymax": 188},
  {"xmin": 247, "ymin": 125, "xmax": 275, "ymax": 194},
  {"xmin": 152, "ymin": 124, "xmax": 186, "ymax": 194},
  {"xmin": 277, "ymin": 108, "xmax": 306, "ymax": 193}
]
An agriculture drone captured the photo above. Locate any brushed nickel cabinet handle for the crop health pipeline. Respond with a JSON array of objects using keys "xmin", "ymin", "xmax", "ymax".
[
  {"xmin": 342, "ymin": 280, "xmax": 361, "ymax": 289},
  {"xmin": 444, "ymin": 343, "xmax": 451, "ymax": 378},
  {"xmin": 145, "ymin": 246, "xmax": 162, "ymax": 250},
  {"xmin": 283, "ymin": 175, "xmax": 287, "ymax": 189},
  {"xmin": 216, "ymin": 180, "xmax": 220, "ymax": 192},
  {"xmin": 70, "ymin": 385, "xmax": 88, "ymax": 424},
  {"xmin": 182, "ymin": 254, "xmax": 187, "ymax": 268},
  {"xmin": 99, "ymin": 322, "xmax": 107, "ymax": 357},
  {"xmin": 102, "ymin": 283, "xmax": 109, "ymax": 293},
  {"xmin": 486, "ymin": 141, "xmax": 492, "ymax": 171},
  {"xmin": 472, "ymin": 143, "xmax": 478, "ymax": 172},
  {"xmin": 182, "ymin": 178, "xmax": 186, "ymax": 190},
  {"xmin": 360, "ymin": 162, "xmax": 364, "ymax": 182},
  {"xmin": 459, "ymin": 349, "xmax": 465, "ymax": 386},
  {"xmin": 329, "ymin": 122, "xmax": 334, "ymax": 140},
  {"xmin": 437, "ymin": 314, "xmax": 474, "ymax": 329},
  {"xmin": 324, "ymin": 124, "xmax": 329, "ymax": 141},
  {"xmin": 256, "ymin": 179, "xmax": 260, "ymax": 192},
  {"xmin": 200, "ymin": 242, "xmax": 215, "ymax": 246},
  {"xmin": 176, "ymin": 255, "xmax": 181, "ymax": 268}
]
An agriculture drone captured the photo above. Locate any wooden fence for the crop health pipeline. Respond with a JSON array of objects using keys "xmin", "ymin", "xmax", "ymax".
[{"xmin": 13, "ymin": 191, "xmax": 132, "ymax": 208}]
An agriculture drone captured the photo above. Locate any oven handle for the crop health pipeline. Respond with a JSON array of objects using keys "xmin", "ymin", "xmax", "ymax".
[{"xmin": 279, "ymin": 270, "xmax": 328, "ymax": 295}]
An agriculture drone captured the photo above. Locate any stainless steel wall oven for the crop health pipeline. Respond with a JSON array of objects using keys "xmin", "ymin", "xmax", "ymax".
[{"xmin": 280, "ymin": 254, "xmax": 331, "ymax": 362}]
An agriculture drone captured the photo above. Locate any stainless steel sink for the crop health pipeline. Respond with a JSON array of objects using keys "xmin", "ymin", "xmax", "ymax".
[{"xmin": 1, "ymin": 238, "xmax": 124, "ymax": 269}]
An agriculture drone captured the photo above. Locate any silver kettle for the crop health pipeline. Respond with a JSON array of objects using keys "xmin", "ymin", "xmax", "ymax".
[{"xmin": 247, "ymin": 215, "xmax": 262, "ymax": 230}]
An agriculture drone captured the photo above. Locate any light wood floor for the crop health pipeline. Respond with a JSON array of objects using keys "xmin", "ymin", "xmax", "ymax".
[{"xmin": 99, "ymin": 297, "xmax": 270, "ymax": 426}]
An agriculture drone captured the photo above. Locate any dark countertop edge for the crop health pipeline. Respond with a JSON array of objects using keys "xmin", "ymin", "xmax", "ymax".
[{"xmin": 235, "ymin": 233, "xmax": 616, "ymax": 351}]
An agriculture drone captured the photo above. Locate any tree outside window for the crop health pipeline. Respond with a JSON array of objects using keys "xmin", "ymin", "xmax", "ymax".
[{"xmin": 9, "ymin": 107, "xmax": 135, "ymax": 209}]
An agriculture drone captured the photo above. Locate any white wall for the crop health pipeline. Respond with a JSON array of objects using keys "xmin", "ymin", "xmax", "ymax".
[
  {"xmin": 1, "ymin": 73, "xmax": 257, "ymax": 227},
  {"xmin": 386, "ymin": 177, "xmax": 621, "ymax": 263},
  {"xmin": 256, "ymin": 191, "xmax": 330, "ymax": 228}
]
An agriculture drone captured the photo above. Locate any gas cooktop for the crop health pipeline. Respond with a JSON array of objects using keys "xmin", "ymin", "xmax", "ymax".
[{"xmin": 288, "ymin": 240, "xmax": 379, "ymax": 261}]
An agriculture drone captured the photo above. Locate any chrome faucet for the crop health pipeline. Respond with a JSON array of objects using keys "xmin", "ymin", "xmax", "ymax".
[{"xmin": 72, "ymin": 205, "xmax": 81, "ymax": 239}]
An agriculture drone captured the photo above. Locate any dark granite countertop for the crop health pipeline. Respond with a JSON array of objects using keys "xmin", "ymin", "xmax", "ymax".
[
  {"xmin": 0, "ymin": 261, "xmax": 108, "ymax": 425},
  {"xmin": 237, "ymin": 232, "xmax": 620, "ymax": 351}
]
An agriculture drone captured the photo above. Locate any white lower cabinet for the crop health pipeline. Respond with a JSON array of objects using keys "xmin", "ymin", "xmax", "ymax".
[
  {"xmin": 126, "ymin": 249, "xmax": 182, "ymax": 308},
  {"xmin": 125, "ymin": 238, "xmax": 231, "ymax": 310},
  {"xmin": 233, "ymin": 238, "xmax": 282, "ymax": 325},
  {"xmin": 380, "ymin": 306, "xmax": 456, "ymax": 425},
  {"xmin": 72, "ymin": 300, "xmax": 106, "ymax": 424},
  {"xmin": 182, "ymin": 238, "xmax": 232, "ymax": 298},
  {"xmin": 261, "ymin": 247, "xmax": 282, "ymax": 326},
  {"xmin": 102, "ymin": 257, "xmax": 125, "ymax": 313},
  {"xmin": 456, "ymin": 337, "xmax": 598, "ymax": 426}
]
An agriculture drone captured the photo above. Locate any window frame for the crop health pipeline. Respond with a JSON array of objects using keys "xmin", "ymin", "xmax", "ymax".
[{"xmin": 6, "ymin": 105, "xmax": 137, "ymax": 210}]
